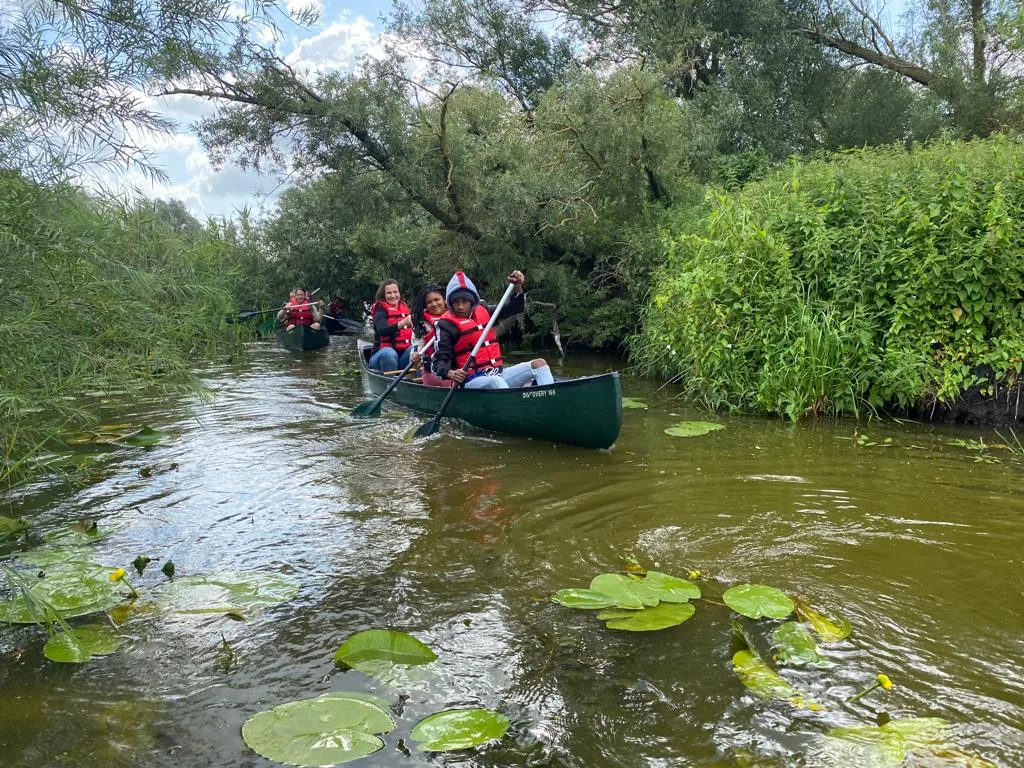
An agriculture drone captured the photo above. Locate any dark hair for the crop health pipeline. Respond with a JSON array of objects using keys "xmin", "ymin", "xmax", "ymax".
[
  {"xmin": 373, "ymin": 280, "xmax": 400, "ymax": 304},
  {"xmin": 411, "ymin": 284, "xmax": 446, "ymax": 336}
]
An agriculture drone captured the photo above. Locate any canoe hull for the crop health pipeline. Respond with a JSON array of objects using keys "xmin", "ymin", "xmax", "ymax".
[
  {"xmin": 357, "ymin": 341, "xmax": 621, "ymax": 449},
  {"xmin": 325, "ymin": 316, "xmax": 366, "ymax": 335},
  {"xmin": 277, "ymin": 325, "xmax": 330, "ymax": 351}
]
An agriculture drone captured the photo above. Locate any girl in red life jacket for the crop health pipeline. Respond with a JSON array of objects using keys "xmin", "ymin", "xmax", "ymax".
[
  {"xmin": 431, "ymin": 270, "xmax": 555, "ymax": 390},
  {"xmin": 410, "ymin": 284, "xmax": 451, "ymax": 388},
  {"xmin": 368, "ymin": 279, "xmax": 414, "ymax": 372}
]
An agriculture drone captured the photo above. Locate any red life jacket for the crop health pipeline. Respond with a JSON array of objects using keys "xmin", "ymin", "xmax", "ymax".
[
  {"xmin": 286, "ymin": 299, "xmax": 314, "ymax": 326},
  {"xmin": 440, "ymin": 304, "xmax": 503, "ymax": 371},
  {"xmin": 420, "ymin": 310, "xmax": 444, "ymax": 357},
  {"xmin": 372, "ymin": 300, "xmax": 413, "ymax": 351}
]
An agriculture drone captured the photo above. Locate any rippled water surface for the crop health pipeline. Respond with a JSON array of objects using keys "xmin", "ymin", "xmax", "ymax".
[{"xmin": 1, "ymin": 336, "xmax": 1022, "ymax": 767}]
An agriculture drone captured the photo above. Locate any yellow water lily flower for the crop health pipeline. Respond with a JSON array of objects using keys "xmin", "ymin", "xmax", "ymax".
[
  {"xmin": 877, "ymin": 673, "xmax": 893, "ymax": 690},
  {"xmin": 109, "ymin": 568, "xmax": 126, "ymax": 582},
  {"xmin": 688, "ymin": 569, "xmax": 702, "ymax": 580}
]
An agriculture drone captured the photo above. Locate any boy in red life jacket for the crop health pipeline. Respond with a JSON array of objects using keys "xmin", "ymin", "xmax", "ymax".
[
  {"xmin": 431, "ymin": 270, "xmax": 554, "ymax": 390},
  {"xmin": 276, "ymin": 288, "xmax": 322, "ymax": 332}
]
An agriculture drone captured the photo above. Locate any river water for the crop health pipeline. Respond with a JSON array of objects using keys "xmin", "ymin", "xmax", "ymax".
[{"xmin": 0, "ymin": 335, "xmax": 1021, "ymax": 767}]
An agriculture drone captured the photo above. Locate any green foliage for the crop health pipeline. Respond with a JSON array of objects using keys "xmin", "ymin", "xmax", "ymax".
[
  {"xmin": 0, "ymin": 173, "xmax": 247, "ymax": 487},
  {"xmin": 633, "ymin": 135, "xmax": 1024, "ymax": 418},
  {"xmin": 410, "ymin": 708, "xmax": 510, "ymax": 752}
]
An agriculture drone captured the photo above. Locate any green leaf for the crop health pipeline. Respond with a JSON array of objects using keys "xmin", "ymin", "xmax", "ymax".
[
  {"xmin": 621, "ymin": 397, "xmax": 649, "ymax": 409},
  {"xmin": 0, "ymin": 515, "xmax": 27, "ymax": 539},
  {"xmin": 792, "ymin": 596, "xmax": 852, "ymax": 642},
  {"xmin": 42, "ymin": 521, "xmax": 112, "ymax": 547},
  {"xmin": 241, "ymin": 693, "xmax": 395, "ymax": 766},
  {"xmin": 595, "ymin": 608, "xmax": 641, "ymax": 620},
  {"xmin": 158, "ymin": 571, "xmax": 299, "ymax": 617},
  {"xmin": 821, "ymin": 718, "xmax": 996, "ymax": 767},
  {"xmin": 772, "ymin": 621, "xmax": 830, "ymax": 667},
  {"xmin": 410, "ymin": 708, "xmax": 509, "ymax": 751},
  {"xmin": 604, "ymin": 601, "xmax": 696, "ymax": 631},
  {"xmin": 0, "ymin": 563, "xmax": 126, "ymax": 622},
  {"xmin": 732, "ymin": 650, "xmax": 822, "ymax": 710},
  {"xmin": 122, "ymin": 426, "xmax": 167, "ymax": 447},
  {"xmin": 43, "ymin": 623, "xmax": 122, "ymax": 663},
  {"xmin": 723, "ymin": 584, "xmax": 794, "ymax": 619},
  {"xmin": 634, "ymin": 571, "xmax": 701, "ymax": 603},
  {"xmin": 589, "ymin": 573, "xmax": 647, "ymax": 608},
  {"xmin": 664, "ymin": 421, "xmax": 725, "ymax": 438},
  {"xmin": 333, "ymin": 629, "xmax": 437, "ymax": 670},
  {"xmin": 551, "ymin": 588, "xmax": 618, "ymax": 609}
]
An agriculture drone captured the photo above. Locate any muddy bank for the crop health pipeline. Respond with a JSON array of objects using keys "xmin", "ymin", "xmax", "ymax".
[{"xmin": 903, "ymin": 366, "xmax": 1024, "ymax": 427}]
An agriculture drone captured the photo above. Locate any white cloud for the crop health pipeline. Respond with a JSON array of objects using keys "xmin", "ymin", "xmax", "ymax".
[{"xmin": 285, "ymin": 16, "xmax": 384, "ymax": 73}]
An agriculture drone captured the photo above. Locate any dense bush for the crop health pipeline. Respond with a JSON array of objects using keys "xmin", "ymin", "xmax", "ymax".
[
  {"xmin": 0, "ymin": 173, "xmax": 245, "ymax": 485},
  {"xmin": 631, "ymin": 136, "xmax": 1024, "ymax": 419}
]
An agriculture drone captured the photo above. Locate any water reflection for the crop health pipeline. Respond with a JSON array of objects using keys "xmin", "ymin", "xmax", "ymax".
[{"xmin": 0, "ymin": 336, "xmax": 1022, "ymax": 767}]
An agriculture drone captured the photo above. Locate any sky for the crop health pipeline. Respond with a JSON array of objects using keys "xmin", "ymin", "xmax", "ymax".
[{"xmin": 124, "ymin": 0, "xmax": 396, "ymax": 222}]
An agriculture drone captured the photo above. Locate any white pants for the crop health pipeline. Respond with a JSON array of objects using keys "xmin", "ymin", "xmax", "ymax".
[{"xmin": 464, "ymin": 362, "xmax": 554, "ymax": 389}]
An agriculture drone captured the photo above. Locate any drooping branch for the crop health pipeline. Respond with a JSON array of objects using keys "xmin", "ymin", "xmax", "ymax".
[{"xmin": 797, "ymin": 27, "xmax": 938, "ymax": 87}]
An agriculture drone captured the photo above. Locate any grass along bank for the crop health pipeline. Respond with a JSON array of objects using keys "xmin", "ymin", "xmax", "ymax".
[{"xmin": 0, "ymin": 173, "xmax": 248, "ymax": 489}]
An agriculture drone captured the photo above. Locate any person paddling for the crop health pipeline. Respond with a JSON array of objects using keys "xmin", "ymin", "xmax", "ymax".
[
  {"xmin": 277, "ymin": 288, "xmax": 322, "ymax": 332},
  {"xmin": 368, "ymin": 279, "xmax": 413, "ymax": 371},
  {"xmin": 431, "ymin": 270, "xmax": 554, "ymax": 389},
  {"xmin": 410, "ymin": 284, "xmax": 450, "ymax": 387}
]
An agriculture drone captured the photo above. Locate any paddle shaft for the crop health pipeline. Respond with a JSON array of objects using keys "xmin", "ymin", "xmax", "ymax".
[
  {"xmin": 352, "ymin": 339, "xmax": 435, "ymax": 417},
  {"xmin": 415, "ymin": 282, "xmax": 516, "ymax": 438}
]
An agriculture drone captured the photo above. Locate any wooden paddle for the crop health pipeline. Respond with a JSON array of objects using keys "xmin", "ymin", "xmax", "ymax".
[
  {"xmin": 413, "ymin": 281, "xmax": 516, "ymax": 439},
  {"xmin": 351, "ymin": 339, "xmax": 436, "ymax": 418}
]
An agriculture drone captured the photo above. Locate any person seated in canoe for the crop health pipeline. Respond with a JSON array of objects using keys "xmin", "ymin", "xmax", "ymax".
[
  {"xmin": 327, "ymin": 297, "xmax": 346, "ymax": 318},
  {"xmin": 277, "ymin": 288, "xmax": 322, "ymax": 332},
  {"xmin": 368, "ymin": 279, "xmax": 414, "ymax": 371},
  {"xmin": 410, "ymin": 284, "xmax": 451, "ymax": 388},
  {"xmin": 431, "ymin": 270, "xmax": 554, "ymax": 390}
]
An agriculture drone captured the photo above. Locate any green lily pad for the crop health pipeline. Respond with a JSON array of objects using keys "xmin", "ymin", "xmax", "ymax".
[
  {"xmin": 333, "ymin": 629, "xmax": 437, "ymax": 670},
  {"xmin": 723, "ymin": 584, "xmax": 794, "ymax": 619},
  {"xmin": 792, "ymin": 596, "xmax": 852, "ymax": 642},
  {"xmin": 158, "ymin": 571, "xmax": 299, "ymax": 617},
  {"xmin": 0, "ymin": 516, "xmax": 27, "ymax": 539},
  {"xmin": 43, "ymin": 623, "xmax": 123, "ymax": 663},
  {"xmin": 410, "ymin": 708, "xmax": 509, "ymax": 751},
  {"xmin": 43, "ymin": 521, "xmax": 112, "ymax": 547},
  {"xmin": 819, "ymin": 717, "xmax": 996, "ymax": 767},
  {"xmin": 605, "ymin": 601, "xmax": 696, "ymax": 631},
  {"xmin": 595, "ymin": 608, "xmax": 642, "ymax": 620},
  {"xmin": 122, "ymin": 427, "xmax": 167, "ymax": 447},
  {"xmin": 664, "ymin": 421, "xmax": 725, "ymax": 438},
  {"xmin": 241, "ymin": 693, "xmax": 395, "ymax": 766},
  {"xmin": 589, "ymin": 573, "xmax": 648, "ymax": 609},
  {"xmin": 633, "ymin": 571, "xmax": 701, "ymax": 603},
  {"xmin": 772, "ymin": 621, "xmax": 831, "ymax": 667},
  {"xmin": 0, "ymin": 563, "xmax": 126, "ymax": 622},
  {"xmin": 551, "ymin": 588, "xmax": 618, "ymax": 609},
  {"xmin": 621, "ymin": 397, "xmax": 649, "ymax": 410},
  {"xmin": 732, "ymin": 650, "xmax": 822, "ymax": 710}
]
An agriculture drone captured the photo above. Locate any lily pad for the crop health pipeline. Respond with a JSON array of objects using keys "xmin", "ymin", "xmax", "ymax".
[
  {"xmin": 122, "ymin": 427, "xmax": 167, "ymax": 447},
  {"xmin": 632, "ymin": 571, "xmax": 701, "ymax": 603},
  {"xmin": 241, "ymin": 693, "xmax": 395, "ymax": 766},
  {"xmin": 664, "ymin": 421, "xmax": 725, "ymax": 438},
  {"xmin": 0, "ymin": 515, "xmax": 27, "ymax": 539},
  {"xmin": 772, "ymin": 621, "xmax": 830, "ymax": 667},
  {"xmin": 604, "ymin": 601, "xmax": 696, "ymax": 631},
  {"xmin": 621, "ymin": 397, "xmax": 649, "ymax": 410},
  {"xmin": 551, "ymin": 588, "xmax": 618, "ymax": 609},
  {"xmin": 43, "ymin": 521, "xmax": 112, "ymax": 547},
  {"xmin": 0, "ymin": 563, "xmax": 127, "ymax": 622},
  {"xmin": 589, "ymin": 573, "xmax": 648, "ymax": 609},
  {"xmin": 43, "ymin": 623, "xmax": 122, "ymax": 663},
  {"xmin": 723, "ymin": 584, "xmax": 794, "ymax": 619},
  {"xmin": 158, "ymin": 571, "xmax": 299, "ymax": 618},
  {"xmin": 732, "ymin": 650, "xmax": 822, "ymax": 710},
  {"xmin": 792, "ymin": 596, "xmax": 852, "ymax": 642},
  {"xmin": 819, "ymin": 717, "xmax": 996, "ymax": 767},
  {"xmin": 410, "ymin": 708, "xmax": 509, "ymax": 751},
  {"xmin": 334, "ymin": 629, "xmax": 437, "ymax": 670}
]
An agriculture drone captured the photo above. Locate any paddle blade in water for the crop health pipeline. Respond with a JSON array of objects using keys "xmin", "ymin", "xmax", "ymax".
[
  {"xmin": 350, "ymin": 400, "xmax": 383, "ymax": 418},
  {"xmin": 413, "ymin": 418, "xmax": 441, "ymax": 439}
]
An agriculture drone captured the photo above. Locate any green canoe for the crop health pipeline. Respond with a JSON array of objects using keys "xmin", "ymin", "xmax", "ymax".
[
  {"xmin": 277, "ymin": 325, "xmax": 330, "ymax": 351},
  {"xmin": 357, "ymin": 341, "xmax": 622, "ymax": 449}
]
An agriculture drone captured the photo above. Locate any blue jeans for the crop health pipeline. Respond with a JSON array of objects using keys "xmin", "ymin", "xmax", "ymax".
[
  {"xmin": 369, "ymin": 347, "xmax": 411, "ymax": 372},
  {"xmin": 464, "ymin": 362, "xmax": 554, "ymax": 389}
]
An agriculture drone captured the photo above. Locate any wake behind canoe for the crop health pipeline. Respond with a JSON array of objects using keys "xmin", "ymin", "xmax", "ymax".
[{"xmin": 357, "ymin": 340, "xmax": 621, "ymax": 449}]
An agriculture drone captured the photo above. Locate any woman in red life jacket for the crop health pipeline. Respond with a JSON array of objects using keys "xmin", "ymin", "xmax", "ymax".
[
  {"xmin": 410, "ymin": 284, "xmax": 451, "ymax": 388},
  {"xmin": 431, "ymin": 270, "xmax": 554, "ymax": 390},
  {"xmin": 276, "ymin": 288, "xmax": 322, "ymax": 332},
  {"xmin": 368, "ymin": 279, "xmax": 414, "ymax": 371}
]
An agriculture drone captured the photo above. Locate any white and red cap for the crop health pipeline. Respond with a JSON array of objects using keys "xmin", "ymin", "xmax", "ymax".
[{"xmin": 445, "ymin": 270, "xmax": 480, "ymax": 304}]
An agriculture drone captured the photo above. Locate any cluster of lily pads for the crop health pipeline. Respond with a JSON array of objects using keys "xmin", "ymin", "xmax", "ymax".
[
  {"xmin": 241, "ymin": 629, "xmax": 509, "ymax": 765},
  {"xmin": 552, "ymin": 566, "xmax": 996, "ymax": 767}
]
